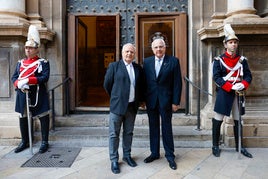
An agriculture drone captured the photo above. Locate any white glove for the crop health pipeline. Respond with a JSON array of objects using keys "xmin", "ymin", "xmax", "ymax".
[
  {"xmin": 232, "ymin": 83, "xmax": 244, "ymax": 91},
  {"xmin": 17, "ymin": 78, "xmax": 29, "ymax": 89},
  {"xmin": 20, "ymin": 84, "xmax": 29, "ymax": 92},
  {"xmin": 21, "ymin": 84, "xmax": 29, "ymax": 90},
  {"xmin": 235, "ymin": 83, "xmax": 245, "ymax": 91}
]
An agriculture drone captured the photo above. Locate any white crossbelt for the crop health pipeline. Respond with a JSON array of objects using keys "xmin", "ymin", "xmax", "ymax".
[{"xmin": 227, "ymin": 77, "xmax": 241, "ymax": 81}]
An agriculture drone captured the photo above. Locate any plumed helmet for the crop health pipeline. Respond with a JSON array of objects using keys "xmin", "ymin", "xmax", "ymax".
[
  {"xmin": 25, "ymin": 25, "xmax": 40, "ymax": 48},
  {"xmin": 223, "ymin": 24, "xmax": 239, "ymax": 43}
]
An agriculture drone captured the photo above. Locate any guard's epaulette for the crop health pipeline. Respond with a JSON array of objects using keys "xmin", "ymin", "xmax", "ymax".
[
  {"xmin": 214, "ymin": 56, "xmax": 222, "ymax": 61},
  {"xmin": 18, "ymin": 59, "xmax": 24, "ymax": 63},
  {"xmin": 239, "ymin": 56, "xmax": 247, "ymax": 63},
  {"xmin": 39, "ymin": 58, "xmax": 48, "ymax": 63}
]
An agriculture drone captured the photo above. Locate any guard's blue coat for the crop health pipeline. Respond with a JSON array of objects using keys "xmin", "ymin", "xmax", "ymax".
[
  {"xmin": 11, "ymin": 58, "xmax": 50, "ymax": 117},
  {"xmin": 213, "ymin": 54, "xmax": 252, "ymax": 116}
]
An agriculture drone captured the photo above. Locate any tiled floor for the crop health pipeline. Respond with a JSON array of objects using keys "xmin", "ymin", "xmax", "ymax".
[{"xmin": 0, "ymin": 145, "xmax": 267, "ymax": 179}]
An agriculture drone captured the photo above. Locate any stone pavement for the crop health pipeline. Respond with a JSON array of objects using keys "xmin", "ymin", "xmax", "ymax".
[{"xmin": 0, "ymin": 145, "xmax": 267, "ymax": 179}]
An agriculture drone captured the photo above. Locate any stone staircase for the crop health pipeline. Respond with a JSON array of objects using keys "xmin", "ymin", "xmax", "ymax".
[
  {"xmin": 223, "ymin": 110, "xmax": 268, "ymax": 148},
  {"xmin": 34, "ymin": 113, "xmax": 212, "ymax": 148}
]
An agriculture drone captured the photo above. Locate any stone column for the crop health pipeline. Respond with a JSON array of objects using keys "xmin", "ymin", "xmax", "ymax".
[
  {"xmin": 209, "ymin": 0, "xmax": 227, "ymax": 27},
  {"xmin": 0, "ymin": 0, "xmax": 28, "ymax": 25},
  {"xmin": 26, "ymin": 0, "xmax": 45, "ymax": 27},
  {"xmin": 0, "ymin": 0, "xmax": 27, "ymax": 140},
  {"xmin": 255, "ymin": 0, "xmax": 268, "ymax": 17},
  {"xmin": 226, "ymin": 0, "xmax": 259, "ymax": 19},
  {"xmin": 0, "ymin": 0, "xmax": 26, "ymax": 17}
]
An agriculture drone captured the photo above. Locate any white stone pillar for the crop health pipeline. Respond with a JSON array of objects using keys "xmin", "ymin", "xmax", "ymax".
[
  {"xmin": 226, "ymin": 0, "xmax": 258, "ymax": 18},
  {"xmin": 0, "ymin": 0, "xmax": 26, "ymax": 18}
]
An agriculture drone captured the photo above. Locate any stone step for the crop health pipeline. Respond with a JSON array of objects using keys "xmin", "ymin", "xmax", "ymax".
[
  {"xmin": 224, "ymin": 123, "xmax": 268, "ymax": 148},
  {"xmin": 34, "ymin": 126, "xmax": 212, "ymax": 148},
  {"xmin": 55, "ymin": 113, "xmax": 198, "ymax": 127}
]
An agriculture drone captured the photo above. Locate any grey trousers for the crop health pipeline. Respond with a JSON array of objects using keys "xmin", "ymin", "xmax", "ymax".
[{"xmin": 109, "ymin": 104, "xmax": 136, "ymax": 162}]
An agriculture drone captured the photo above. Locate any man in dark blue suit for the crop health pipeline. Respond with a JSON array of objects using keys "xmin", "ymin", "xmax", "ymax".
[
  {"xmin": 104, "ymin": 43, "xmax": 144, "ymax": 174},
  {"xmin": 143, "ymin": 38, "xmax": 182, "ymax": 170}
]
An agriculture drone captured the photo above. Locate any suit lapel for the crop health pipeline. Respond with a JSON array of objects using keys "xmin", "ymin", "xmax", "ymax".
[{"xmin": 119, "ymin": 60, "xmax": 128, "ymax": 75}]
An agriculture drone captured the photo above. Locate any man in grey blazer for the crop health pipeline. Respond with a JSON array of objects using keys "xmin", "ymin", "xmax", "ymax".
[
  {"xmin": 143, "ymin": 38, "xmax": 182, "ymax": 170},
  {"xmin": 104, "ymin": 43, "xmax": 144, "ymax": 174}
]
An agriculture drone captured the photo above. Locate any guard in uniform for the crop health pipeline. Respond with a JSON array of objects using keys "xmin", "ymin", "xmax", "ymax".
[
  {"xmin": 212, "ymin": 24, "xmax": 253, "ymax": 158},
  {"xmin": 11, "ymin": 25, "xmax": 50, "ymax": 153}
]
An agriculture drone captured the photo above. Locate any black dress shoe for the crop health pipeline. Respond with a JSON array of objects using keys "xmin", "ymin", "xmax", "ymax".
[
  {"xmin": 144, "ymin": 155, "xmax": 160, "ymax": 163},
  {"xmin": 123, "ymin": 157, "xmax": 137, "ymax": 167},
  {"xmin": 212, "ymin": 146, "xmax": 221, "ymax": 157},
  {"xmin": 39, "ymin": 141, "xmax": 49, "ymax": 153},
  {"xmin": 237, "ymin": 148, "xmax": 253, "ymax": 158},
  {"xmin": 168, "ymin": 160, "xmax": 177, "ymax": 170},
  {"xmin": 14, "ymin": 142, "xmax": 29, "ymax": 153},
  {"xmin": 111, "ymin": 161, "xmax": 120, "ymax": 174}
]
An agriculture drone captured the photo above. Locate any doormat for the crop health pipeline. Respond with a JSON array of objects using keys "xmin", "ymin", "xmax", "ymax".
[{"xmin": 21, "ymin": 147, "xmax": 81, "ymax": 168}]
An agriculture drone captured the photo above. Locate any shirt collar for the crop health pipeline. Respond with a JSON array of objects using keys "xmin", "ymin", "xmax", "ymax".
[
  {"xmin": 123, "ymin": 60, "xmax": 132, "ymax": 66},
  {"xmin": 155, "ymin": 55, "xmax": 165, "ymax": 61}
]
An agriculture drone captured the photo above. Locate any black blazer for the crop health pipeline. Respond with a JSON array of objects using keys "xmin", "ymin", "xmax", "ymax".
[
  {"xmin": 143, "ymin": 55, "xmax": 182, "ymax": 110},
  {"xmin": 103, "ymin": 60, "xmax": 144, "ymax": 115}
]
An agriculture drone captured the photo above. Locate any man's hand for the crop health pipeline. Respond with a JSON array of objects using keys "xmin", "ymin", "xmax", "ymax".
[
  {"xmin": 21, "ymin": 84, "xmax": 29, "ymax": 92},
  {"xmin": 235, "ymin": 83, "xmax": 245, "ymax": 91},
  {"xmin": 17, "ymin": 78, "xmax": 29, "ymax": 89},
  {"xmin": 172, "ymin": 104, "xmax": 180, "ymax": 112},
  {"xmin": 232, "ymin": 83, "xmax": 244, "ymax": 91},
  {"xmin": 139, "ymin": 102, "xmax": 146, "ymax": 110}
]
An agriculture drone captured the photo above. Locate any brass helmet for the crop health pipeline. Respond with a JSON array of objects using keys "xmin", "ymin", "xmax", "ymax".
[
  {"xmin": 223, "ymin": 24, "xmax": 239, "ymax": 43},
  {"xmin": 25, "ymin": 25, "xmax": 40, "ymax": 48}
]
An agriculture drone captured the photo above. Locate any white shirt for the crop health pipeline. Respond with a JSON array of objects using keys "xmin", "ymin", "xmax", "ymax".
[
  {"xmin": 124, "ymin": 61, "xmax": 135, "ymax": 102},
  {"xmin": 155, "ymin": 56, "xmax": 163, "ymax": 77}
]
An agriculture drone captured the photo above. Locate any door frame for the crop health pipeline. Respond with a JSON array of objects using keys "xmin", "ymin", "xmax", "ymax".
[
  {"xmin": 135, "ymin": 12, "xmax": 187, "ymax": 108},
  {"xmin": 68, "ymin": 14, "xmax": 120, "ymax": 111}
]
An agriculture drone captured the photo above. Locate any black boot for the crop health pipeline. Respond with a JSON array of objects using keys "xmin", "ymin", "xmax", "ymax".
[
  {"xmin": 234, "ymin": 120, "xmax": 253, "ymax": 158},
  {"xmin": 15, "ymin": 117, "xmax": 30, "ymax": 153},
  {"xmin": 212, "ymin": 118, "xmax": 222, "ymax": 157},
  {"xmin": 39, "ymin": 115, "xmax": 50, "ymax": 153}
]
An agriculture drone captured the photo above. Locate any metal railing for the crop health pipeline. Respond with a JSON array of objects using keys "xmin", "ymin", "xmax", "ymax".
[
  {"xmin": 184, "ymin": 76, "xmax": 213, "ymax": 130},
  {"xmin": 48, "ymin": 77, "xmax": 71, "ymax": 130}
]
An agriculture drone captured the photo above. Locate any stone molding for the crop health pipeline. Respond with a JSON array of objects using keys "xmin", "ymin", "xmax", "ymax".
[{"xmin": 198, "ymin": 19, "xmax": 268, "ymax": 41}]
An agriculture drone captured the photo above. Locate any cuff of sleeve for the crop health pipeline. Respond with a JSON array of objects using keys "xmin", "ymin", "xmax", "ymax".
[
  {"xmin": 241, "ymin": 80, "xmax": 249, "ymax": 89},
  {"xmin": 222, "ymin": 82, "xmax": 232, "ymax": 92},
  {"xmin": 14, "ymin": 80, "xmax": 18, "ymax": 88}
]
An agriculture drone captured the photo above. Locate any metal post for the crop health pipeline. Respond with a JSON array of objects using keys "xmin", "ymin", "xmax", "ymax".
[
  {"xmin": 25, "ymin": 90, "xmax": 33, "ymax": 155},
  {"xmin": 52, "ymin": 90, "xmax": 55, "ymax": 131},
  {"xmin": 196, "ymin": 89, "xmax": 201, "ymax": 131},
  {"xmin": 185, "ymin": 77, "xmax": 189, "ymax": 115},
  {"xmin": 237, "ymin": 91, "xmax": 242, "ymax": 159},
  {"xmin": 66, "ymin": 81, "xmax": 70, "ymax": 116}
]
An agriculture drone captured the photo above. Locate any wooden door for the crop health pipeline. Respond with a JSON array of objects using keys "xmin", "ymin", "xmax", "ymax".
[
  {"xmin": 135, "ymin": 13, "xmax": 187, "ymax": 108},
  {"xmin": 68, "ymin": 14, "xmax": 120, "ymax": 111}
]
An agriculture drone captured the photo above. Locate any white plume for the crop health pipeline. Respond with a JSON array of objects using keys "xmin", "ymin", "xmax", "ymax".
[
  {"xmin": 27, "ymin": 25, "xmax": 40, "ymax": 46},
  {"xmin": 224, "ymin": 24, "xmax": 235, "ymax": 37}
]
